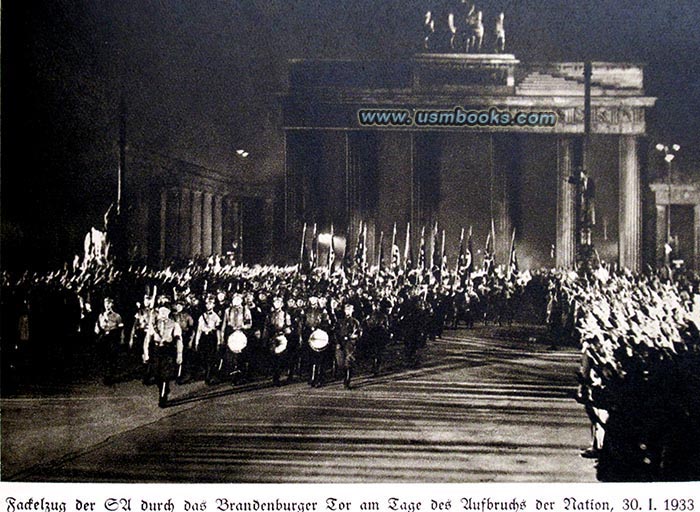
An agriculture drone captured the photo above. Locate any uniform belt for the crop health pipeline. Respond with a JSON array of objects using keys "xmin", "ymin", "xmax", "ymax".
[{"xmin": 153, "ymin": 342, "xmax": 173, "ymax": 348}]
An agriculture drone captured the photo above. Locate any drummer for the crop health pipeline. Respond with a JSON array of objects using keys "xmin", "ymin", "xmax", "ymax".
[
  {"xmin": 303, "ymin": 295, "xmax": 331, "ymax": 388},
  {"xmin": 262, "ymin": 295, "xmax": 292, "ymax": 387},
  {"xmin": 221, "ymin": 293, "xmax": 253, "ymax": 383}
]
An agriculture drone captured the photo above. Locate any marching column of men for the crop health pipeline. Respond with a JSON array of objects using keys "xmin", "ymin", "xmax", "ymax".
[
  {"xmin": 2, "ymin": 259, "xmax": 533, "ymax": 407},
  {"xmin": 84, "ymin": 281, "xmax": 495, "ymax": 406}
]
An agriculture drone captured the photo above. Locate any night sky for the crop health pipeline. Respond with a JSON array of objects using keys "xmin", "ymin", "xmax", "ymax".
[{"xmin": 3, "ymin": 0, "xmax": 700, "ymax": 269}]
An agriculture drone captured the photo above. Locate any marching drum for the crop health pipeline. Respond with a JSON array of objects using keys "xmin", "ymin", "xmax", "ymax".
[
  {"xmin": 308, "ymin": 329, "xmax": 329, "ymax": 352},
  {"xmin": 273, "ymin": 334, "xmax": 288, "ymax": 354},
  {"xmin": 227, "ymin": 330, "xmax": 248, "ymax": 354}
]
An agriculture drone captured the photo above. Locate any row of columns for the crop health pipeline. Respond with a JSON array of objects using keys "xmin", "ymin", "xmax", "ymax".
[
  {"xmin": 159, "ymin": 188, "xmax": 240, "ymax": 264},
  {"xmin": 288, "ymin": 130, "xmax": 642, "ymax": 272}
]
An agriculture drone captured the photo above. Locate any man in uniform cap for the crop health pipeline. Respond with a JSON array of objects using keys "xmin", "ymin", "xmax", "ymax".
[
  {"xmin": 95, "ymin": 296, "xmax": 125, "ymax": 385},
  {"xmin": 364, "ymin": 299, "xmax": 391, "ymax": 376},
  {"xmin": 304, "ymin": 295, "xmax": 331, "ymax": 387},
  {"xmin": 143, "ymin": 302, "xmax": 183, "ymax": 407},
  {"xmin": 194, "ymin": 294, "xmax": 222, "ymax": 384},
  {"xmin": 221, "ymin": 293, "xmax": 253, "ymax": 383},
  {"xmin": 263, "ymin": 296, "xmax": 292, "ymax": 386},
  {"xmin": 334, "ymin": 302, "xmax": 362, "ymax": 389},
  {"xmin": 172, "ymin": 299, "xmax": 195, "ymax": 384}
]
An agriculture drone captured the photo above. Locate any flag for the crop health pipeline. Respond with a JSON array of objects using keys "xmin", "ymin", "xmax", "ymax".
[
  {"xmin": 403, "ymin": 222, "xmax": 414, "ymax": 270},
  {"xmin": 466, "ymin": 226, "xmax": 474, "ymax": 275},
  {"xmin": 456, "ymin": 227, "xmax": 465, "ymax": 272},
  {"xmin": 483, "ymin": 227, "xmax": 494, "ymax": 275},
  {"xmin": 328, "ymin": 224, "xmax": 335, "ymax": 271},
  {"xmin": 507, "ymin": 228, "xmax": 518, "ymax": 278},
  {"xmin": 376, "ymin": 230, "xmax": 384, "ymax": 271},
  {"xmin": 342, "ymin": 224, "xmax": 353, "ymax": 270},
  {"xmin": 390, "ymin": 223, "xmax": 401, "ymax": 271},
  {"xmin": 355, "ymin": 221, "xmax": 367, "ymax": 271},
  {"xmin": 353, "ymin": 220, "xmax": 364, "ymax": 265},
  {"xmin": 391, "ymin": 243, "xmax": 401, "ymax": 271},
  {"xmin": 418, "ymin": 226, "xmax": 426, "ymax": 271}
]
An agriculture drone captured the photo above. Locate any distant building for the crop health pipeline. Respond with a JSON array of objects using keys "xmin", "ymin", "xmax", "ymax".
[{"xmin": 124, "ymin": 149, "xmax": 273, "ymax": 266}]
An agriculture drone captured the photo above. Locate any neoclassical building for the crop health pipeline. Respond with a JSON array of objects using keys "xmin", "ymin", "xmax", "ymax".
[{"xmin": 123, "ymin": 149, "xmax": 273, "ymax": 266}]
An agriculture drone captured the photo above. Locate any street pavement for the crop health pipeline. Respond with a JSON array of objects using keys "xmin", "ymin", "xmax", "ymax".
[{"xmin": 1, "ymin": 326, "xmax": 596, "ymax": 482}]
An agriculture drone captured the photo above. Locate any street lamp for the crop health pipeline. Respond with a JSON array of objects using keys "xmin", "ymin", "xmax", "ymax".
[{"xmin": 655, "ymin": 143, "xmax": 680, "ymax": 264}]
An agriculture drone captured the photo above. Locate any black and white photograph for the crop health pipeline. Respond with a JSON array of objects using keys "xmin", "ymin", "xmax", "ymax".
[{"xmin": 2, "ymin": 0, "xmax": 700, "ymax": 484}]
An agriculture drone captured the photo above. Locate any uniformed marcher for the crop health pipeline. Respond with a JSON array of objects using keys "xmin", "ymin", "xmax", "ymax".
[
  {"xmin": 142, "ymin": 302, "xmax": 183, "ymax": 407},
  {"xmin": 172, "ymin": 299, "xmax": 195, "ymax": 384},
  {"xmin": 130, "ymin": 295, "xmax": 156, "ymax": 384},
  {"xmin": 364, "ymin": 300, "xmax": 390, "ymax": 375},
  {"xmin": 335, "ymin": 302, "xmax": 362, "ymax": 389},
  {"xmin": 94, "ymin": 296, "xmax": 125, "ymax": 385},
  {"xmin": 304, "ymin": 296, "xmax": 331, "ymax": 387},
  {"xmin": 221, "ymin": 293, "xmax": 252, "ymax": 383},
  {"xmin": 286, "ymin": 297, "xmax": 305, "ymax": 381},
  {"xmin": 263, "ymin": 296, "xmax": 292, "ymax": 386},
  {"xmin": 194, "ymin": 294, "xmax": 222, "ymax": 384}
]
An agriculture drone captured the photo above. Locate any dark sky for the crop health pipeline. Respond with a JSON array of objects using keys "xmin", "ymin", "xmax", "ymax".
[{"xmin": 3, "ymin": 0, "xmax": 700, "ymax": 269}]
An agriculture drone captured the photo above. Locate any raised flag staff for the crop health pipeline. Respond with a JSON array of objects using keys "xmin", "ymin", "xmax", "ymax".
[
  {"xmin": 310, "ymin": 223, "xmax": 318, "ymax": 269},
  {"xmin": 327, "ymin": 224, "xmax": 335, "ymax": 272},
  {"xmin": 467, "ymin": 226, "xmax": 474, "ymax": 276},
  {"xmin": 418, "ymin": 226, "xmax": 426, "ymax": 272},
  {"xmin": 440, "ymin": 229, "xmax": 447, "ymax": 278},
  {"xmin": 483, "ymin": 228, "xmax": 494, "ymax": 274},
  {"xmin": 403, "ymin": 222, "xmax": 413, "ymax": 271},
  {"xmin": 390, "ymin": 222, "xmax": 400, "ymax": 272},
  {"xmin": 376, "ymin": 230, "xmax": 384, "ymax": 271},
  {"xmin": 429, "ymin": 221, "xmax": 439, "ymax": 272},
  {"xmin": 299, "ymin": 223, "xmax": 308, "ymax": 270},
  {"xmin": 507, "ymin": 228, "xmax": 518, "ymax": 279},
  {"xmin": 456, "ymin": 227, "xmax": 465, "ymax": 274}
]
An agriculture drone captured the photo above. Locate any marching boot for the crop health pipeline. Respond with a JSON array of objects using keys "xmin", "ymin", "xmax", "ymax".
[
  {"xmin": 372, "ymin": 356, "xmax": 381, "ymax": 376},
  {"xmin": 309, "ymin": 364, "xmax": 317, "ymax": 387},
  {"xmin": 344, "ymin": 367, "xmax": 352, "ymax": 389},
  {"xmin": 158, "ymin": 381, "xmax": 169, "ymax": 408}
]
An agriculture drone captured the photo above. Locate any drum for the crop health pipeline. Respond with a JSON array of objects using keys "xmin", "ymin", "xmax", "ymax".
[
  {"xmin": 308, "ymin": 329, "xmax": 329, "ymax": 352},
  {"xmin": 273, "ymin": 334, "xmax": 288, "ymax": 354},
  {"xmin": 227, "ymin": 330, "xmax": 248, "ymax": 354}
]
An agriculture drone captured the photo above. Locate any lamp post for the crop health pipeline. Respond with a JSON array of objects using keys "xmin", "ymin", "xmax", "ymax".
[{"xmin": 655, "ymin": 143, "xmax": 680, "ymax": 265}]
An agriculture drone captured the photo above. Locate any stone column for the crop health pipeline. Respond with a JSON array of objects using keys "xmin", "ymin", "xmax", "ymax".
[
  {"xmin": 165, "ymin": 188, "xmax": 180, "ymax": 263},
  {"xmin": 410, "ymin": 132, "xmax": 418, "ymax": 229},
  {"xmin": 655, "ymin": 204, "xmax": 668, "ymax": 266},
  {"xmin": 618, "ymin": 135, "xmax": 641, "ymax": 271},
  {"xmin": 491, "ymin": 134, "xmax": 514, "ymax": 265},
  {"xmin": 159, "ymin": 189, "xmax": 167, "ymax": 265},
  {"xmin": 202, "ymin": 192, "xmax": 213, "ymax": 256},
  {"xmin": 262, "ymin": 197, "xmax": 274, "ymax": 261},
  {"xmin": 213, "ymin": 195, "xmax": 223, "ymax": 255},
  {"xmin": 695, "ymin": 205, "xmax": 700, "ymax": 270},
  {"xmin": 556, "ymin": 138, "xmax": 576, "ymax": 268},
  {"xmin": 191, "ymin": 191, "xmax": 203, "ymax": 257},
  {"xmin": 131, "ymin": 192, "xmax": 149, "ymax": 262},
  {"xmin": 178, "ymin": 188, "xmax": 192, "ymax": 259},
  {"xmin": 346, "ymin": 132, "xmax": 360, "ymax": 240}
]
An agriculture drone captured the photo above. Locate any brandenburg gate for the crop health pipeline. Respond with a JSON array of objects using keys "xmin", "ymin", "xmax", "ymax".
[{"xmin": 281, "ymin": 53, "xmax": 656, "ymax": 271}]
